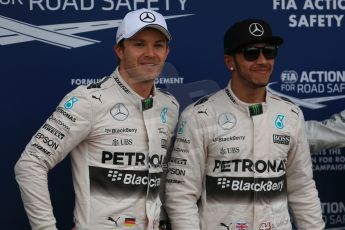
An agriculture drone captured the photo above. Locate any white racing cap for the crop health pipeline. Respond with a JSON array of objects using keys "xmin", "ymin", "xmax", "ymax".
[{"xmin": 116, "ymin": 8, "xmax": 172, "ymax": 43}]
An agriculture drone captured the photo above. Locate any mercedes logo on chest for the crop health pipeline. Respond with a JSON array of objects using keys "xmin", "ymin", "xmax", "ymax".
[
  {"xmin": 249, "ymin": 23, "xmax": 264, "ymax": 37},
  {"xmin": 110, "ymin": 103, "xmax": 129, "ymax": 121},
  {"xmin": 218, "ymin": 113, "xmax": 237, "ymax": 130},
  {"xmin": 140, "ymin": 12, "xmax": 156, "ymax": 23}
]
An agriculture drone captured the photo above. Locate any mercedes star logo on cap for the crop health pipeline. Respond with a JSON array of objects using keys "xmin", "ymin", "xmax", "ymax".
[
  {"xmin": 110, "ymin": 103, "xmax": 129, "ymax": 121},
  {"xmin": 249, "ymin": 23, "xmax": 264, "ymax": 37},
  {"xmin": 140, "ymin": 12, "xmax": 156, "ymax": 23}
]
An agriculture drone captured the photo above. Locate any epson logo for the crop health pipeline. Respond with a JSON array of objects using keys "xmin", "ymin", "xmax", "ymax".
[
  {"xmin": 273, "ymin": 134, "xmax": 290, "ymax": 145},
  {"xmin": 168, "ymin": 167, "xmax": 186, "ymax": 176},
  {"xmin": 35, "ymin": 132, "xmax": 59, "ymax": 150}
]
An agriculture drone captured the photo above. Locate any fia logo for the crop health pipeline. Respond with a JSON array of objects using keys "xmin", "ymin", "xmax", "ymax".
[{"xmin": 281, "ymin": 70, "xmax": 298, "ymax": 84}]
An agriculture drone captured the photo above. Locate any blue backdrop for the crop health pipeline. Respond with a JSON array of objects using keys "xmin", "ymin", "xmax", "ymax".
[{"xmin": 1, "ymin": 0, "xmax": 344, "ymax": 229}]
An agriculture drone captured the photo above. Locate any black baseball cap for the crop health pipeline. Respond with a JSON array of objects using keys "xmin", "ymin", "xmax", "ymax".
[{"xmin": 224, "ymin": 19, "xmax": 283, "ymax": 54}]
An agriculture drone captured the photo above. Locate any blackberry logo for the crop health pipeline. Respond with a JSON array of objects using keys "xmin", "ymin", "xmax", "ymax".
[
  {"xmin": 108, "ymin": 170, "xmax": 123, "ymax": 181},
  {"xmin": 106, "ymin": 169, "xmax": 160, "ymax": 187},
  {"xmin": 217, "ymin": 177, "xmax": 231, "ymax": 189}
]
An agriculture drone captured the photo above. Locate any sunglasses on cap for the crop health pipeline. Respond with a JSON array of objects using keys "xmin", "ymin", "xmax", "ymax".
[{"xmin": 241, "ymin": 45, "xmax": 278, "ymax": 62}]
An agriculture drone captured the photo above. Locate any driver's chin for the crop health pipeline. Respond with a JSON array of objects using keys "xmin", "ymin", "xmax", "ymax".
[{"xmin": 130, "ymin": 71, "xmax": 160, "ymax": 83}]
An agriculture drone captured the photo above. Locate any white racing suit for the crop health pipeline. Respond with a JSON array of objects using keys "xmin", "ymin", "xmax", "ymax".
[
  {"xmin": 305, "ymin": 109, "xmax": 345, "ymax": 153},
  {"xmin": 165, "ymin": 83, "xmax": 324, "ymax": 230},
  {"xmin": 15, "ymin": 68, "xmax": 179, "ymax": 230}
]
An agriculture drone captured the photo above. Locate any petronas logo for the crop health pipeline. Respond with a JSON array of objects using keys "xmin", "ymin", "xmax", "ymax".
[
  {"xmin": 142, "ymin": 98, "xmax": 153, "ymax": 111},
  {"xmin": 249, "ymin": 104, "xmax": 263, "ymax": 116}
]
